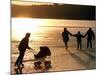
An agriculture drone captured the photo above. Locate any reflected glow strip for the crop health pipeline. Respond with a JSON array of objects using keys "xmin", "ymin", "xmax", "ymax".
[
  {"xmin": 12, "ymin": 0, "xmax": 96, "ymax": 6},
  {"xmin": 12, "ymin": 0, "xmax": 54, "ymax": 6}
]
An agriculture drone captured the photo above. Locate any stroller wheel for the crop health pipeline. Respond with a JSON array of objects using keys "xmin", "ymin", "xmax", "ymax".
[
  {"xmin": 44, "ymin": 61, "xmax": 51, "ymax": 69},
  {"xmin": 34, "ymin": 61, "xmax": 42, "ymax": 69}
]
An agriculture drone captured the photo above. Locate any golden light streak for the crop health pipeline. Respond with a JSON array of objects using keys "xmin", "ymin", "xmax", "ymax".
[
  {"xmin": 12, "ymin": 18, "xmax": 46, "ymax": 40},
  {"xmin": 12, "ymin": 1, "xmax": 54, "ymax": 6}
]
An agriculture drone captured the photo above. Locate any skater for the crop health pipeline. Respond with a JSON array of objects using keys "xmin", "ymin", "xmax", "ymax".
[
  {"xmin": 85, "ymin": 27, "xmax": 95, "ymax": 48},
  {"xmin": 15, "ymin": 33, "xmax": 32, "ymax": 67},
  {"xmin": 62, "ymin": 28, "xmax": 72, "ymax": 49},
  {"xmin": 72, "ymin": 31, "xmax": 84, "ymax": 50}
]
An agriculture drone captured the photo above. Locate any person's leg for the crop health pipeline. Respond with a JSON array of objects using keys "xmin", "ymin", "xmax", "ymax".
[
  {"xmin": 15, "ymin": 54, "xmax": 21, "ymax": 66},
  {"xmin": 19, "ymin": 51, "xmax": 25, "ymax": 65},
  {"xmin": 77, "ymin": 42, "xmax": 79, "ymax": 50},
  {"xmin": 15, "ymin": 50, "xmax": 24, "ymax": 66},
  {"xmin": 90, "ymin": 40, "xmax": 92, "ymax": 48},
  {"xmin": 66, "ymin": 42, "xmax": 68, "ymax": 49},
  {"xmin": 87, "ymin": 39, "xmax": 89, "ymax": 48},
  {"xmin": 80, "ymin": 42, "xmax": 82, "ymax": 50},
  {"xmin": 65, "ymin": 41, "xmax": 68, "ymax": 49}
]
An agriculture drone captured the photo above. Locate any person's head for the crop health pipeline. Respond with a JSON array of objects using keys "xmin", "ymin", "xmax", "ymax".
[
  {"xmin": 64, "ymin": 28, "xmax": 67, "ymax": 31},
  {"xmin": 89, "ymin": 27, "xmax": 92, "ymax": 31},
  {"xmin": 25, "ymin": 33, "xmax": 30, "ymax": 38},
  {"xmin": 78, "ymin": 31, "xmax": 80, "ymax": 34}
]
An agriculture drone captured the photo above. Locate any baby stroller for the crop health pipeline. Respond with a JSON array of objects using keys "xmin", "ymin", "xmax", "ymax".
[{"xmin": 33, "ymin": 46, "xmax": 51, "ymax": 69}]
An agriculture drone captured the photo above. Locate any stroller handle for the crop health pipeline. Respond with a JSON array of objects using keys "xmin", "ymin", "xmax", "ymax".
[{"xmin": 30, "ymin": 49, "xmax": 38, "ymax": 55}]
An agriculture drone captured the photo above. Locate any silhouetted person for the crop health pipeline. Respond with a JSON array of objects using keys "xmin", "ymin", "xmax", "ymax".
[
  {"xmin": 15, "ymin": 33, "xmax": 32, "ymax": 67},
  {"xmin": 85, "ymin": 27, "xmax": 95, "ymax": 48},
  {"xmin": 62, "ymin": 28, "xmax": 72, "ymax": 49},
  {"xmin": 72, "ymin": 31, "xmax": 84, "ymax": 50}
]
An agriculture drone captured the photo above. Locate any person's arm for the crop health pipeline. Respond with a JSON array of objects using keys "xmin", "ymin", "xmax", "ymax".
[
  {"xmin": 84, "ymin": 30, "xmax": 88, "ymax": 37},
  {"xmin": 72, "ymin": 34, "xmax": 77, "ymax": 37},
  {"xmin": 81, "ymin": 34, "xmax": 85, "ymax": 38},
  {"xmin": 92, "ymin": 31, "xmax": 95, "ymax": 40},
  {"xmin": 68, "ymin": 31, "xmax": 72, "ymax": 36},
  {"xmin": 62, "ymin": 32, "xmax": 64, "ymax": 37}
]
